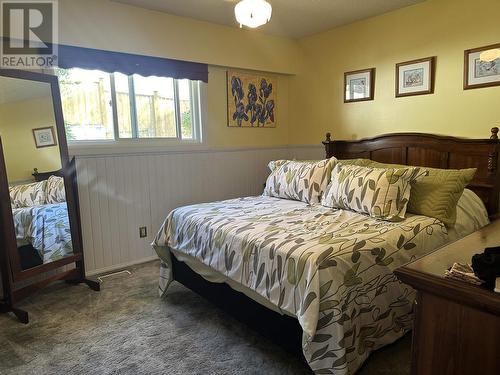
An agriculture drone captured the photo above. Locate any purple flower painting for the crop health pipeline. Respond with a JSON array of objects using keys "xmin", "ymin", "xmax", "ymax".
[{"xmin": 227, "ymin": 71, "xmax": 277, "ymax": 128}]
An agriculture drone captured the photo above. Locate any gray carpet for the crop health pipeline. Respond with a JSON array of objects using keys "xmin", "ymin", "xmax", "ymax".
[{"xmin": 0, "ymin": 261, "xmax": 411, "ymax": 374}]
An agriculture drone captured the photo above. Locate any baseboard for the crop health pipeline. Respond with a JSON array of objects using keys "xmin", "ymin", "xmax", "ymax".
[{"xmin": 86, "ymin": 255, "xmax": 159, "ymax": 277}]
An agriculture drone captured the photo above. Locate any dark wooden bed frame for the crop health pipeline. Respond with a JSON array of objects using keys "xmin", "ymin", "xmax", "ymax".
[
  {"xmin": 32, "ymin": 167, "xmax": 65, "ymax": 182},
  {"xmin": 322, "ymin": 128, "xmax": 500, "ymax": 218},
  {"xmin": 168, "ymin": 128, "xmax": 500, "ymax": 366}
]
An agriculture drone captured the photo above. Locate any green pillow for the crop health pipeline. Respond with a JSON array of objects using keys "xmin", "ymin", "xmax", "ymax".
[
  {"xmin": 344, "ymin": 159, "xmax": 476, "ymax": 226},
  {"xmin": 338, "ymin": 158, "xmax": 372, "ymax": 167}
]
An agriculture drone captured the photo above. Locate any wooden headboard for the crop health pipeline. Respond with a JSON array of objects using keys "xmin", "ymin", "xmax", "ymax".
[
  {"xmin": 32, "ymin": 168, "xmax": 64, "ymax": 182},
  {"xmin": 323, "ymin": 127, "xmax": 500, "ymax": 217}
]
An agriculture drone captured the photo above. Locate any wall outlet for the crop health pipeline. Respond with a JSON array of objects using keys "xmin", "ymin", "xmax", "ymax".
[{"xmin": 139, "ymin": 226, "xmax": 147, "ymax": 238}]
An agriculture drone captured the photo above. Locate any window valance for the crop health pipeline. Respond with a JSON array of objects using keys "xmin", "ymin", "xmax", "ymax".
[{"xmin": 56, "ymin": 44, "xmax": 208, "ymax": 82}]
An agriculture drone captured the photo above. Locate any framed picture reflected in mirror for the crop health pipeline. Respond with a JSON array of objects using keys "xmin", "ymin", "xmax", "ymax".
[{"xmin": 32, "ymin": 126, "xmax": 57, "ymax": 148}]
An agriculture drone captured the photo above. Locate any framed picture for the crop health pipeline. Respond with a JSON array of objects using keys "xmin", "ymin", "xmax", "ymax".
[
  {"xmin": 396, "ymin": 57, "xmax": 435, "ymax": 97},
  {"xmin": 32, "ymin": 126, "xmax": 57, "ymax": 148},
  {"xmin": 464, "ymin": 43, "xmax": 500, "ymax": 90},
  {"xmin": 344, "ymin": 68, "xmax": 375, "ymax": 103},
  {"xmin": 227, "ymin": 70, "xmax": 276, "ymax": 128}
]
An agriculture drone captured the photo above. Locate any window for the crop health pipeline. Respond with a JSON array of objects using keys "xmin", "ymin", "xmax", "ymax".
[{"xmin": 56, "ymin": 68, "xmax": 202, "ymax": 143}]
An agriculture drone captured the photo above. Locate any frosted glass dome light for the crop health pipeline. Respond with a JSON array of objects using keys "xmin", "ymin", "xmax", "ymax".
[{"xmin": 235, "ymin": 0, "xmax": 272, "ymax": 29}]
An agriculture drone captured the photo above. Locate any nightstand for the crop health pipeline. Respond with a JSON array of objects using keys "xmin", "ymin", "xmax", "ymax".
[{"xmin": 395, "ymin": 219, "xmax": 500, "ymax": 375}]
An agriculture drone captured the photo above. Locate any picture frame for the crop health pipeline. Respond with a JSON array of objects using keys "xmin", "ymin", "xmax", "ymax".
[
  {"xmin": 32, "ymin": 126, "xmax": 57, "ymax": 148},
  {"xmin": 464, "ymin": 43, "xmax": 500, "ymax": 90},
  {"xmin": 344, "ymin": 68, "xmax": 375, "ymax": 103},
  {"xmin": 227, "ymin": 70, "xmax": 277, "ymax": 128},
  {"xmin": 396, "ymin": 57, "xmax": 435, "ymax": 97}
]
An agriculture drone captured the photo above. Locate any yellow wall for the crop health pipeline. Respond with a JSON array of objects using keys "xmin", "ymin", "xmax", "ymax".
[
  {"xmin": 0, "ymin": 97, "xmax": 61, "ymax": 182},
  {"xmin": 53, "ymin": 0, "xmax": 297, "ymax": 150},
  {"xmin": 290, "ymin": 0, "xmax": 500, "ymax": 144}
]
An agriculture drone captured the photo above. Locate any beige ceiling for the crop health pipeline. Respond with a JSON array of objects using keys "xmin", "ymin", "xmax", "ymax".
[{"xmin": 112, "ymin": 0, "xmax": 424, "ymax": 38}]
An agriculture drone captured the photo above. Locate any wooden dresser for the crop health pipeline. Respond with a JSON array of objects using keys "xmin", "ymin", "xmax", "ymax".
[{"xmin": 395, "ymin": 220, "xmax": 500, "ymax": 375}]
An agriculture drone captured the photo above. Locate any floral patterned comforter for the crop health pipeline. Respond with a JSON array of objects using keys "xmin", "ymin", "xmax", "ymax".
[
  {"xmin": 153, "ymin": 196, "xmax": 452, "ymax": 374},
  {"xmin": 13, "ymin": 203, "xmax": 73, "ymax": 263}
]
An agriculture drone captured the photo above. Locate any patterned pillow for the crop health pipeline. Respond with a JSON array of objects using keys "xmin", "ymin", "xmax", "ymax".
[
  {"xmin": 264, "ymin": 158, "xmax": 337, "ymax": 204},
  {"xmin": 46, "ymin": 175, "xmax": 66, "ymax": 204},
  {"xmin": 364, "ymin": 161, "xmax": 476, "ymax": 227},
  {"xmin": 9, "ymin": 181, "xmax": 47, "ymax": 208},
  {"xmin": 321, "ymin": 163, "xmax": 428, "ymax": 221},
  {"xmin": 268, "ymin": 159, "xmax": 289, "ymax": 172}
]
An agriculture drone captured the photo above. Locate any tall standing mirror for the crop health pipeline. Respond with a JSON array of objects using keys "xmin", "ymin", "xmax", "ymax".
[
  {"xmin": 2, "ymin": 76, "xmax": 71, "ymax": 269},
  {"xmin": 0, "ymin": 70, "xmax": 99, "ymax": 324}
]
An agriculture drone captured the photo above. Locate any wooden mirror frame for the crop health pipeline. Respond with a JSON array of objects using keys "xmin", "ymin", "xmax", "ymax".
[{"xmin": 0, "ymin": 69, "xmax": 99, "ymax": 323}]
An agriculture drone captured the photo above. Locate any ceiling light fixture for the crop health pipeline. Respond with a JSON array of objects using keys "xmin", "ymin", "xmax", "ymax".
[
  {"xmin": 479, "ymin": 48, "xmax": 500, "ymax": 62},
  {"xmin": 234, "ymin": 0, "xmax": 272, "ymax": 29}
]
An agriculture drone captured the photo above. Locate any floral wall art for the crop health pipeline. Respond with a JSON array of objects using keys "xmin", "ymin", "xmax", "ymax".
[{"xmin": 227, "ymin": 70, "xmax": 277, "ymax": 127}]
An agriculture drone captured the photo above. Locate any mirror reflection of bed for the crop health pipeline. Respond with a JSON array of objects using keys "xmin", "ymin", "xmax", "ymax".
[{"xmin": 0, "ymin": 76, "xmax": 73, "ymax": 270}]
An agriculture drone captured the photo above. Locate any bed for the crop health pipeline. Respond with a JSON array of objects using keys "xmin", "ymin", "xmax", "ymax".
[
  {"xmin": 9, "ymin": 170, "xmax": 71, "ymax": 269},
  {"xmin": 153, "ymin": 129, "xmax": 500, "ymax": 375},
  {"xmin": 13, "ymin": 202, "xmax": 72, "ymax": 265}
]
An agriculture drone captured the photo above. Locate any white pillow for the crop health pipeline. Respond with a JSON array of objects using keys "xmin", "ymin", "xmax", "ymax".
[
  {"xmin": 45, "ymin": 175, "xmax": 66, "ymax": 204},
  {"xmin": 9, "ymin": 181, "xmax": 47, "ymax": 208}
]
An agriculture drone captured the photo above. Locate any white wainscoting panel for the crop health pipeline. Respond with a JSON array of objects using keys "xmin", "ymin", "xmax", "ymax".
[{"xmin": 76, "ymin": 146, "xmax": 325, "ymax": 274}]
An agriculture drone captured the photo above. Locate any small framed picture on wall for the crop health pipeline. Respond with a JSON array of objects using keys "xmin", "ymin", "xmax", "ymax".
[
  {"xmin": 32, "ymin": 126, "xmax": 57, "ymax": 148},
  {"xmin": 464, "ymin": 43, "xmax": 500, "ymax": 90},
  {"xmin": 396, "ymin": 57, "xmax": 435, "ymax": 97},
  {"xmin": 344, "ymin": 68, "xmax": 375, "ymax": 103}
]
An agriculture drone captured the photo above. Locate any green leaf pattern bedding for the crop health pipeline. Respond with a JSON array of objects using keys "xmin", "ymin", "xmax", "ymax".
[
  {"xmin": 12, "ymin": 202, "xmax": 73, "ymax": 263},
  {"xmin": 152, "ymin": 196, "xmax": 455, "ymax": 375}
]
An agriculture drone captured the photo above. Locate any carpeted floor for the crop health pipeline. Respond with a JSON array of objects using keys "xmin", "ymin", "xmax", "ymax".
[{"xmin": 0, "ymin": 261, "xmax": 411, "ymax": 375}]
